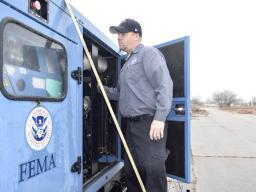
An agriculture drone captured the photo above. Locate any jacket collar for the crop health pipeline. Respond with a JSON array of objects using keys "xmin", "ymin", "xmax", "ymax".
[
  {"xmin": 124, "ymin": 44, "xmax": 144, "ymax": 61},
  {"xmin": 132, "ymin": 43, "xmax": 144, "ymax": 54}
]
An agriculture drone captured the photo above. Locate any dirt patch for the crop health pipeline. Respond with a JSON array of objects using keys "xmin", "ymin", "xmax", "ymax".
[{"xmin": 221, "ymin": 107, "xmax": 256, "ymax": 115}]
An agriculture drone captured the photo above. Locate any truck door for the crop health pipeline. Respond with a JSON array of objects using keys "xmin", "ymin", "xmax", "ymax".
[
  {"xmin": 156, "ymin": 36, "xmax": 191, "ymax": 182},
  {"xmin": 0, "ymin": 2, "xmax": 83, "ymax": 191}
]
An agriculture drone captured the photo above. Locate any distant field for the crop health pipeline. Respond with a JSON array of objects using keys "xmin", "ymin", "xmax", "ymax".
[
  {"xmin": 191, "ymin": 105, "xmax": 256, "ymax": 116},
  {"xmin": 191, "ymin": 105, "xmax": 209, "ymax": 116},
  {"xmin": 221, "ymin": 106, "xmax": 256, "ymax": 115}
]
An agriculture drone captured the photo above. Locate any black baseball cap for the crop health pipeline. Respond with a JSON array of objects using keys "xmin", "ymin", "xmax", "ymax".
[{"xmin": 109, "ymin": 19, "xmax": 142, "ymax": 37}]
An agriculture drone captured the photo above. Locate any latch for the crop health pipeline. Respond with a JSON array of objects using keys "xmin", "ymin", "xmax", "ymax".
[
  {"xmin": 174, "ymin": 103, "xmax": 185, "ymax": 115},
  {"xmin": 71, "ymin": 67, "xmax": 82, "ymax": 84},
  {"xmin": 71, "ymin": 156, "xmax": 82, "ymax": 174}
]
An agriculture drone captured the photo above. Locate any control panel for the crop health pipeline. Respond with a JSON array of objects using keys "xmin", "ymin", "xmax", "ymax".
[{"xmin": 29, "ymin": 0, "xmax": 48, "ymax": 22}]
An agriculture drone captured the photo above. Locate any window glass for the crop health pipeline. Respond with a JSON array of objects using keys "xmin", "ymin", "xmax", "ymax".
[{"xmin": 2, "ymin": 22, "xmax": 67, "ymax": 99}]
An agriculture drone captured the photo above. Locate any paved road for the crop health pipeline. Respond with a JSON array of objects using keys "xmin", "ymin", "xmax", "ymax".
[{"xmin": 191, "ymin": 107, "xmax": 256, "ymax": 192}]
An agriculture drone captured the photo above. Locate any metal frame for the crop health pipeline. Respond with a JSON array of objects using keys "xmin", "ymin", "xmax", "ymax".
[{"xmin": 83, "ymin": 162, "xmax": 124, "ymax": 192}]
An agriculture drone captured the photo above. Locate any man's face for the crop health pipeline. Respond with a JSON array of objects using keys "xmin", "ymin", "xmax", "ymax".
[{"xmin": 117, "ymin": 32, "xmax": 139, "ymax": 53}]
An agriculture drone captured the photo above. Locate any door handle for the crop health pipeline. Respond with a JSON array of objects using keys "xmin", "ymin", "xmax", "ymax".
[{"xmin": 71, "ymin": 156, "xmax": 82, "ymax": 174}]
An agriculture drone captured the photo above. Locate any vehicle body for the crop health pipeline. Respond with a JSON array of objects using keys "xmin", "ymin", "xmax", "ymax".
[{"xmin": 0, "ymin": 0, "xmax": 191, "ymax": 191}]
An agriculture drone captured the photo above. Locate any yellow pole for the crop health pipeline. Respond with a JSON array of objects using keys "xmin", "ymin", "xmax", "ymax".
[{"xmin": 64, "ymin": 1, "xmax": 147, "ymax": 192}]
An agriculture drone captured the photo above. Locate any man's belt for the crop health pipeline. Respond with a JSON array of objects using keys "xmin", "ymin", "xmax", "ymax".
[{"xmin": 126, "ymin": 114, "xmax": 153, "ymax": 122}]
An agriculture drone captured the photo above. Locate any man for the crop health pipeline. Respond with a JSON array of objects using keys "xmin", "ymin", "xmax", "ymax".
[{"xmin": 104, "ymin": 19, "xmax": 173, "ymax": 192}]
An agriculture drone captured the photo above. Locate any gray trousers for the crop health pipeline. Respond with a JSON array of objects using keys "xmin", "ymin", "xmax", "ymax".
[{"xmin": 124, "ymin": 115, "xmax": 169, "ymax": 192}]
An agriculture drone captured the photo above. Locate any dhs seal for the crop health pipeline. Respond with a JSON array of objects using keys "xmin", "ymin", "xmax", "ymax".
[{"xmin": 26, "ymin": 106, "xmax": 52, "ymax": 151}]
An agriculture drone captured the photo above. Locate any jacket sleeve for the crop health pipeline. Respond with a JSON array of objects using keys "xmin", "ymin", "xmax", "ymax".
[
  {"xmin": 143, "ymin": 47, "xmax": 173, "ymax": 121},
  {"xmin": 103, "ymin": 82, "xmax": 120, "ymax": 101}
]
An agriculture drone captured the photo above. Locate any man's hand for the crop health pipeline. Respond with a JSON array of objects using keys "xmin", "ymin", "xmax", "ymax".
[{"xmin": 149, "ymin": 120, "xmax": 165, "ymax": 140}]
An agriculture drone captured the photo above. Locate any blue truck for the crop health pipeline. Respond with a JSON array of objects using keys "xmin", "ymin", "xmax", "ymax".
[{"xmin": 0, "ymin": 0, "xmax": 191, "ymax": 191}]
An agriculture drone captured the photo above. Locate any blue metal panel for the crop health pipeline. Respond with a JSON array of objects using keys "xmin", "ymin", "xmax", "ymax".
[
  {"xmin": 0, "ymin": 0, "xmax": 119, "ymax": 53},
  {"xmin": 155, "ymin": 36, "xmax": 191, "ymax": 183},
  {"xmin": 49, "ymin": 2, "xmax": 79, "ymax": 43},
  {"xmin": 47, "ymin": 0, "xmax": 120, "ymax": 54},
  {"xmin": 1, "ymin": 0, "xmax": 27, "ymax": 12},
  {"xmin": 0, "ymin": 2, "xmax": 83, "ymax": 191},
  {"xmin": 50, "ymin": 0, "xmax": 120, "ymax": 54},
  {"xmin": 0, "ymin": 0, "xmax": 79, "ymax": 44}
]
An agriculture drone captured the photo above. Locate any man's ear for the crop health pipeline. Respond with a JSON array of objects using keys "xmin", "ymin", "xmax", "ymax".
[{"xmin": 135, "ymin": 33, "xmax": 141, "ymax": 41}]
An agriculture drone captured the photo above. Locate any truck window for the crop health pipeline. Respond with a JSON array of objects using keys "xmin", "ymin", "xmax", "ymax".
[{"xmin": 1, "ymin": 21, "xmax": 67, "ymax": 100}]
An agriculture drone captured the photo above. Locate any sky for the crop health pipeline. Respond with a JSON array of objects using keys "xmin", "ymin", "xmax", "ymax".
[{"xmin": 69, "ymin": 0, "xmax": 256, "ymax": 102}]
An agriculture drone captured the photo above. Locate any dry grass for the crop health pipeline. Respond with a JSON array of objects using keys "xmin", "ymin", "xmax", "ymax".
[
  {"xmin": 221, "ymin": 106, "xmax": 256, "ymax": 115},
  {"xmin": 191, "ymin": 105, "xmax": 209, "ymax": 116}
]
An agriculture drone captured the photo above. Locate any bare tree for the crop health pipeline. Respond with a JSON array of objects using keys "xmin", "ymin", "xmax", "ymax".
[
  {"xmin": 249, "ymin": 97, "xmax": 256, "ymax": 106},
  {"xmin": 191, "ymin": 96, "xmax": 204, "ymax": 105},
  {"xmin": 212, "ymin": 90, "xmax": 239, "ymax": 107}
]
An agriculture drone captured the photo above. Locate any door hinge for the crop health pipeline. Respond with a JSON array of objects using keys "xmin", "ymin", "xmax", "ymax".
[
  {"xmin": 71, "ymin": 156, "xmax": 82, "ymax": 174},
  {"xmin": 71, "ymin": 67, "xmax": 82, "ymax": 84}
]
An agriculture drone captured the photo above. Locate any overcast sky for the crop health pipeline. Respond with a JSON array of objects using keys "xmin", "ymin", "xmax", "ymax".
[{"xmin": 69, "ymin": 0, "xmax": 256, "ymax": 101}]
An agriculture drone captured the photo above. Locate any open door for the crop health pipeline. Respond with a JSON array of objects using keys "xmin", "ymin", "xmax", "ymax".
[{"xmin": 155, "ymin": 36, "xmax": 191, "ymax": 182}]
